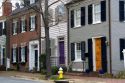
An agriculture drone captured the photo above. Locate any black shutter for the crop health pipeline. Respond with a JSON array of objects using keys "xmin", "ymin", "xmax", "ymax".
[
  {"xmin": 81, "ymin": 7, "xmax": 85, "ymax": 26},
  {"xmin": 120, "ymin": 39, "xmax": 125, "ymax": 60},
  {"xmin": 19, "ymin": 47, "xmax": 21, "ymax": 62},
  {"xmin": 25, "ymin": 20, "xmax": 27, "ymax": 31},
  {"xmin": 20, "ymin": 20, "xmax": 22, "ymax": 33},
  {"xmin": 3, "ymin": 21, "xmax": 7, "ymax": 35},
  {"xmin": 88, "ymin": 39, "xmax": 93, "ymax": 71},
  {"xmin": 101, "ymin": 37, "xmax": 107, "ymax": 73},
  {"xmin": 88, "ymin": 4, "xmax": 93, "ymax": 24},
  {"xmin": 25, "ymin": 46, "xmax": 27, "ymax": 62},
  {"xmin": 29, "ymin": 17, "xmax": 31, "ymax": 31},
  {"xmin": 35, "ymin": 15, "xmax": 37, "ymax": 30},
  {"xmin": 0, "ymin": 22, "xmax": 2, "ymax": 36},
  {"xmin": 16, "ymin": 48, "xmax": 18, "ymax": 63},
  {"xmin": 71, "ymin": 43, "xmax": 75, "ymax": 61},
  {"xmin": 12, "ymin": 23, "xmax": 13, "ymax": 35},
  {"xmin": 71, "ymin": 10, "xmax": 74, "ymax": 28},
  {"xmin": 81, "ymin": 41, "xmax": 85, "ymax": 60},
  {"xmin": 119, "ymin": 1, "xmax": 125, "ymax": 22},
  {"xmin": 11, "ymin": 48, "xmax": 13, "ymax": 63},
  {"xmin": 101, "ymin": 0, "xmax": 106, "ymax": 22},
  {"xmin": 17, "ymin": 22, "xmax": 19, "ymax": 34}
]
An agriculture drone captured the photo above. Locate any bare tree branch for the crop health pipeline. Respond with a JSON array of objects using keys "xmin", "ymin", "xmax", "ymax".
[{"xmin": 48, "ymin": 0, "xmax": 61, "ymax": 7}]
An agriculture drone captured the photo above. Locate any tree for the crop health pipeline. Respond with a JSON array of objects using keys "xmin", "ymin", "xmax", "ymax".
[{"xmin": 21, "ymin": 0, "xmax": 66, "ymax": 78}]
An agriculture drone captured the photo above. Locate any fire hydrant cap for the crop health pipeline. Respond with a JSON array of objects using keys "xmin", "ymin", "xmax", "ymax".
[{"xmin": 59, "ymin": 67, "xmax": 63, "ymax": 71}]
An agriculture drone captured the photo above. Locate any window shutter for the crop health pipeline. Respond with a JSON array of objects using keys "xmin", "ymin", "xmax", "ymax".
[
  {"xmin": 25, "ymin": 46, "xmax": 27, "ymax": 62},
  {"xmin": 17, "ymin": 22, "xmax": 19, "ymax": 34},
  {"xmin": 16, "ymin": 48, "xmax": 18, "ymax": 63},
  {"xmin": 25, "ymin": 20, "xmax": 27, "ymax": 31},
  {"xmin": 19, "ymin": 47, "xmax": 21, "ymax": 62},
  {"xmin": 11, "ymin": 48, "xmax": 13, "ymax": 63},
  {"xmin": 71, "ymin": 43, "xmax": 75, "ymax": 61},
  {"xmin": 20, "ymin": 20, "xmax": 22, "ymax": 33},
  {"xmin": 88, "ymin": 4, "xmax": 93, "ymax": 24},
  {"xmin": 12, "ymin": 23, "xmax": 13, "ymax": 35},
  {"xmin": 81, "ymin": 7, "xmax": 85, "ymax": 26},
  {"xmin": 81, "ymin": 41, "xmax": 85, "ymax": 60},
  {"xmin": 3, "ymin": 21, "xmax": 7, "ymax": 35},
  {"xmin": 29, "ymin": 17, "xmax": 31, "ymax": 31},
  {"xmin": 101, "ymin": 0, "xmax": 106, "ymax": 22},
  {"xmin": 0, "ymin": 22, "xmax": 2, "ymax": 36},
  {"xmin": 101, "ymin": 37, "xmax": 107, "ymax": 73},
  {"xmin": 71, "ymin": 10, "xmax": 74, "ymax": 28},
  {"xmin": 120, "ymin": 39, "xmax": 125, "ymax": 60},
  {"xmin": 119, "ymin": 1, "xmax": 125, "ymax": 22},
  {"xmin": 88, "ymin": 39, "xmax": 93, "ymax": 71},
  {"xmin": 35, "ymin": 15, "xmax": 37, "ymax": 30}
]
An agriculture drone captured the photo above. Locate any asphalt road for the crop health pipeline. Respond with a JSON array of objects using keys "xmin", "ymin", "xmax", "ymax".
[{"xmin": 0, "ymin": 76, "xmax": 43, "ymax": 83}]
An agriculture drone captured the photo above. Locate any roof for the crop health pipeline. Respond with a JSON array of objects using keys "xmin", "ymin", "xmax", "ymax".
[{"xmin": 65, "ymin": 0, "xmax": 83, "ymax": 6}]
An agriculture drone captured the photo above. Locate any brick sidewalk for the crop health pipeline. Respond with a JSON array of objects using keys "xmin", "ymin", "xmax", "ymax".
[{"xmin": 1, "ymin": 71, "xmax": 125, "ymax": 83}]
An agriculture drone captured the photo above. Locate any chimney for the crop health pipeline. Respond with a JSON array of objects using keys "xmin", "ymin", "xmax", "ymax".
[{"xmin": 2, "ymin": 0, "xmax": 12, "ymax": 16}]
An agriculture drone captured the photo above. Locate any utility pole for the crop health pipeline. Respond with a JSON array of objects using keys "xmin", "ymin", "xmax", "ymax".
[{"xmin": 44, "ymin": 0, "xmax": 51, "ymax": 78}]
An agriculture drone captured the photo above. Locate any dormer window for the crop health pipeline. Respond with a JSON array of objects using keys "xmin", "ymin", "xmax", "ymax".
[{"xmin": 30, "ymin": 0, "xmax": 35, "ymax": 4}]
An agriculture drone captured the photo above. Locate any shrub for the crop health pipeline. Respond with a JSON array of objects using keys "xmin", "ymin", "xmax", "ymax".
[
  {"xmin": 39, "ymin": 54, "xmax": 46, "ymax": 69},
  {"xmin": 41, "ymin": 69, "xmax": 47, "ymax": 75},
  {"xmin": 115, "ymin": 71, "xmax": 125, "ymax": 79},
  {"xmin": 0, "ymin": 65, "xmax": 6, "ymax": 71},
  {"xmin": 51, "ymin": 66, "xmax": 59, "ymax": 75},
  {"xmin": 85, "ymin": 69, "xmax": 90, "ymax": 73}
]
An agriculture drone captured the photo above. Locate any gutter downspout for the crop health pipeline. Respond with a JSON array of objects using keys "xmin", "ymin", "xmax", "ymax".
[
  {"xmin": 66, "ymin": 6, "xmax": 70, "ymax": 69},
  {"xmin": 108, "ymin": 0, "xmax": 112, "ymax": 74}
]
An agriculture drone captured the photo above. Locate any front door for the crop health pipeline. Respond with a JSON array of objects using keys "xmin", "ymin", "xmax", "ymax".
[
  {"xmin": 35, "ymin": 50, "xmax": 38, "ymax": 71},
  {"xmin": 59, "ymin": 41, "xmax": 65, "ymax": 64},
  {"xmin": 95, "ymin": 38, "xmax": 102, "ymax": 71}
]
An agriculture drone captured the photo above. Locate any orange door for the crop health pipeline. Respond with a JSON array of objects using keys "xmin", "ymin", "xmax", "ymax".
[{"xmin": 95, "ymin": 38, "xmax": 102, "ymax": 71}]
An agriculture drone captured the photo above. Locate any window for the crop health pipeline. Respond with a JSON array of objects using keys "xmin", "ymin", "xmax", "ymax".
[
  {"xmin": 88, "ymin": 1, "xmax": 106, "ymax": 24},
  {"xmin": 0, "ymin": 21, "xmax": 6, "ymax": 36},
  {"xmin": 93, "ymin": 4, "xmax": 101, "ymax": 24},
  {"xmin": 119, "ymin": 0, "xmax": 125, "ymax": 21},
  {"xmin": 21, "ymin": 18, "xmax": 26, "ymax": 32},
  {"xmin": 75, "ymin": 9, "xmax": 81, "ymax": 27},
  {"xmin": 13, "ymin": 21, "xmax": 17, "ymax": 35},
  {"xmin": 120, "ymin": 39, "xmax": 125, "ymax": 60},
  {"xmin": 75, "ymin": 43, "xmax": 81, "ymax": 61},
  {"xmin": 70, "ymin": 7, "xmax": 85, "ymax": 28},
  {"xmin": 30, "ymin": 0, "xmax": 35, "ymax": 4},
  {"xmin": 13, "ymin": 48, "xmax": 17, "ymax": 63},
  {"xmin": 30, "ymin": 15, "xmax": 36, "ymax": 31},
  {"xmin": 21, "ymin": 47, "xmax": 25, "ymax": 62}
]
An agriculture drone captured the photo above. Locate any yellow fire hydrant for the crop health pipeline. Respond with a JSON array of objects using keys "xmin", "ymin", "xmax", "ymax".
[{"xmin": 58, "ymin": 67, "xmax": 63, "ymax": 79}]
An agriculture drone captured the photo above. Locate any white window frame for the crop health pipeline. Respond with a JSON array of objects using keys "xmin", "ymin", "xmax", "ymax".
[
  {"xmin": 93, "ymin": 3, "xmax": 101, "ymax": 24},
  {"xmin": 21, "ymin": 47, "xmax": 25, "ymax": 62},
  {"xmin": 13, "ymin": 21, "xmax": 17, "ymax": 35},
  {"xmin": 74, "ymin": 8, "xmax": 81, "ymax": 27},
  {"xmin": 74, "ymin": 43, "xmax": 82, "ymax": 62},
  {"xmin": 30, "ymin": 15, "xmax": 35, "ymax": 31},
  {"xmin": 13, "ymin": 48, "xmax": 16, "ymax": 63},
  {"xmin": 30, "ymin": 0, "xmax": 35, "ymax": 4},
  {"xmin": 21, "ymin": 17, "xmax": 26, "ymax": 33}
]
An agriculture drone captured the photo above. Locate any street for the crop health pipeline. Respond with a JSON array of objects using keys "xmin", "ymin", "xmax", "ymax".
[{"xmin": 0, "ymin": 76, "xmax": 43, "ymax": 83}]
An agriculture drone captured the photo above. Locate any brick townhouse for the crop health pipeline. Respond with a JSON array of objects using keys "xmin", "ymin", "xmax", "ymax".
[{"xmin": 7, "ymin": 0, "xmax": 41, "ymax": 71}]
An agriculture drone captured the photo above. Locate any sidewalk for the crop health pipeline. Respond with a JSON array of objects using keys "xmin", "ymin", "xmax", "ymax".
[{"xmin": 1, "ymin": 71, "xmax": 125, "ymax": 83}]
